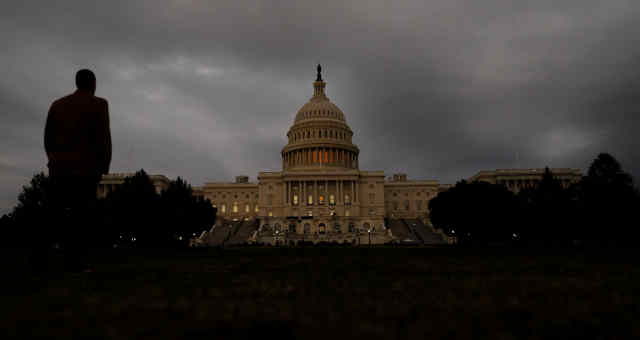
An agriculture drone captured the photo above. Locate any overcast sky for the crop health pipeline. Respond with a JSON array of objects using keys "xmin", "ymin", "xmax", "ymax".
[{"xmin": 2, "ymin": 0, "xmax": 640, "ymax": 214}]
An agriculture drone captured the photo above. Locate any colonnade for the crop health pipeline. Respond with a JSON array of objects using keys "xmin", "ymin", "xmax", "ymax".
[
  {"xmin": 283, "ymin": 148, "xmax": 358, "ymax": 169},
  {"xmin": 282, "ymin": 179, "xmax": 359, "ymax": 207}
]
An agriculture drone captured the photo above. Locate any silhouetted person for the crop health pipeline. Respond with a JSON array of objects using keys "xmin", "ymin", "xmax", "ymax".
[{"xmin": 42, "ymin": 69, "xmax": 111, "ymax": 272}]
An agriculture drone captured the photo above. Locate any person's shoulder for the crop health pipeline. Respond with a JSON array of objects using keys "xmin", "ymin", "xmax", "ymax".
[
  {"xmin": 93, "ymin": 96, "xmax": 109, "ymax": 107},
  {"xmin": 51, "ymin": 93, "xmax": 75, "ymax": 107}
]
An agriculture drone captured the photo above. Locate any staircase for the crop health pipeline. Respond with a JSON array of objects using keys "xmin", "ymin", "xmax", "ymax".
[
  {"xmin": 226, "ymin": 220, "xmax": 259, "ymax": 245},
  {"xmin": 388, "ymin": 219, "xmax": 414, "ymax": 241},
  {"xmin": 403, "ymin": 219, "xmax": 446, "ymax": 245},
  {"xmin": 206, "ymin": 223, "xmax": 232, "ymax": 246}
]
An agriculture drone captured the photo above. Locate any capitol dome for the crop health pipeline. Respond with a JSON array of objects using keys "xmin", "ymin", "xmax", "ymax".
[{"xmin": 282, "ymin": 65, "xmax": 359, "ymax": 171}]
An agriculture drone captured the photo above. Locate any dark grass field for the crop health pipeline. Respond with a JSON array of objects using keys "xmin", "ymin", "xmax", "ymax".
[{"xmin": 1, "ymin": 246, "xmax": 639, "ymax": 339}]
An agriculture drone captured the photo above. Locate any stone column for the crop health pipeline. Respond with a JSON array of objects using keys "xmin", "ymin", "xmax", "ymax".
[{"xmin": 351, "ymin": 180, "xmax": 354, "ymax": 204}]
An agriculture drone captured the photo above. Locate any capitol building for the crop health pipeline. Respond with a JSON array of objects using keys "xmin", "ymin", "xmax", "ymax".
[{"xmin": 100, "ymin": 66, "xmax": 582, "ymax": 246}]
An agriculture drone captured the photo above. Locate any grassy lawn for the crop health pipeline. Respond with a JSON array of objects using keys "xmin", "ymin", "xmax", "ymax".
[{"xmin": 1, "ymin": 246, "xmax": 638, "ymax": 339}]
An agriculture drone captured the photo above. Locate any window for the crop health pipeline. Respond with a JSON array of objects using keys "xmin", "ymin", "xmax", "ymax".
[
  {"xmin": 319, "ymin": 223, "xmax": 326, "ymax": 234},
  {"xmin": 348, "ymin": 222, "xmax": 356, "ymax": 233},
  {"xmin": 404, "ymin": 200, "xmax": 410, "ymax": 211},
  {"xmin": 416, "ymin": 200, "xmax": 422, "ymax": 210},
  {"xmin": 329, "ymin": 194, "xmax": 335, "ymax": 205},
  {"xmin": 267, "ymin": 194, "xmax": 273, "ymax": 206},
  {"xmin": 319, "ymin": 195, "xmax": 324, "ymax": 204},
  {"xmin": 369, "ymin": 208, "xmax": 375, "ymax": 216},
  {"xmin": 344, "ymin": 194, "xmax": 350, "ymax": 204},
  {"xmin": 393, "ymin": 201, "xmax": 398, "ymax": 210},
  {"xmin": 307, "ymin": 210, "xmax": 313, "ymax": 216},
  {"xmin": 233, "ymin": 202, "xmax": 238, "ymax": 213},
  {"xmin": 221, "ymin": 204, "xmax": 226, "ymax": 214},
  {"xmin": 368, "ymin": 193, "xmax": 375, "ymax": 202},
  {"xmin": 293, "ymin": 194, "xmax": 299, "ymax": 205},
  {"xmin": 268, "ymin": 211, "xmax": 273, "ymax": 217},
  {"xmin": 289, "ymin": 224, "xmax": 296, "ymax": 233},
  {"xmin": 255, "ymin": 204, "xmax": 259, "ymax": 213},
  {"xmin": 274, "ymin": 223, "xmax": 281, "ymax": 232},
  {"xmin": 308, "ymin": 195, "xmax": 313, "ymax": 205},
  {"xmin": 345, "ymin": 210, "xmax": 350, "ymax": 217},
  {"xmin": 304, "ymin": 223, "xmax": 311, "ymax": 234},
  {"xmin": 245, "ymin": 204, "xmax": 250, "ymax": 213}
]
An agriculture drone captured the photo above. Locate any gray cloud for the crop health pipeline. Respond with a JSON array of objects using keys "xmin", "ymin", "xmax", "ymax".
[{"xmin": 2, "ymin": 0, "xmax": 640, "ymax": 214}]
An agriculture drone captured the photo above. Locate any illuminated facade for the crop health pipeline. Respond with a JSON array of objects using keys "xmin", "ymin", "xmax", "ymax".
[{"xmin": 199, "ymin": 66, "xmax": 440, "ymax": 244}]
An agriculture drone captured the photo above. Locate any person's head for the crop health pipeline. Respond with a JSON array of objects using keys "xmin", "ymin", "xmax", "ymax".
[{"xmin": 75, "ymin": 69, "xmax": 96, "ymax": 94}]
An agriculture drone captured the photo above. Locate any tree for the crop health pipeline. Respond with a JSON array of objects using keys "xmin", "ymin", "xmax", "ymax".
[
  {"xmin": 6, "ymin": 172, "xmax": 57, "ymax": 246},
  {"xmin": 103, "ymin": 169, "xmax": 160, "ymax": 246},
  {"xmin": 429, "ymin": 180, "xmax": 519, "ymax": 245},
  {"xmin": 575, "ymin": 153, "xmax": 639, "ymax": 244},
  {"xmin": 517, "ymin": 167, "xmax": 573, "ymax": 245},
  {"xmin": 158, "ymin": 177, "xmax": 216, "ymax": 246}
]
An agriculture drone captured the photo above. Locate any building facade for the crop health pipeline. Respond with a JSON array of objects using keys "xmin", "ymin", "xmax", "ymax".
[
  {"xmin": 469, "ymin": 168, "xmax": 581, "ymax": 193},
  {"xmin": 198, "ymin": 67, "xmax": 442, "ymax": 244}
]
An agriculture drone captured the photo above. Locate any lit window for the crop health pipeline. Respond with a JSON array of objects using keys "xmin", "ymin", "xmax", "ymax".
[
  {"xmin": 344, "ymin": 194, "xmax": 350, "ymax": 204},
  {"xmin": 233, "ymin": 202, "xmax": 238, "ymax": 213},
  {"xmin": 221, "ymin": 204, "xmax": 226, "ymax": 214},
  {"xmin": 245, "ymin": 204, "xmax": 250, "ymax": 213},
  {"xmin": 308, "ymin": 211, "xmax": 313, "ymax": 216},
  {"xmin": 293, "ymin": 194, "xmax": 299, "ymax": 205},
  {"xmin": 329, "ymin": 194, "xmax": 335, "ymax": 205},
  {"xmin": 268, "ymin": 211, "xmax": 273, "ymax": 217},
  {"xmin": 319, "ymin": 195, "xmax": 324, "ymax": 204},
  {"xmin": 255, "ymin": 205, "xmax": 259, "ymax": 213},
  {"xmin": 345, "ymin": 210, "xmax": 350, "ymax": 217},
  {"xmin": 308, "ymin": 195, "xmax": 313, "ymax": 205}
]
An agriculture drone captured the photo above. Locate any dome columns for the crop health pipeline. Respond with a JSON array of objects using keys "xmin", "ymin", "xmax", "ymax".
[{"xmin": 283, "ymin": 147, "xmax": 358, "ymax": 170}]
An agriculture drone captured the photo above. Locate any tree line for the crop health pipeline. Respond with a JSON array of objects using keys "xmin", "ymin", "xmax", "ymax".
[
  {"xmin": 0, "ymin": 169, "xmax": 216, "ymax": 248},
  {"xmin": 428, "ymin": 153, "xmax": 640, "ymax": 246}
]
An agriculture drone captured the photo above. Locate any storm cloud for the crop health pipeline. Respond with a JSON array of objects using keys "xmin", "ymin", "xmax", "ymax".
[{"xmin": 2, "ymin": 0, "xmax": 640, "ymax": 214}]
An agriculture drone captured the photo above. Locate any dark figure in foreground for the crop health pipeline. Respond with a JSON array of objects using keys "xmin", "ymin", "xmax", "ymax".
[{"xmin": 40, "ymin": 69, "xmax": 112, "ymax": 272}]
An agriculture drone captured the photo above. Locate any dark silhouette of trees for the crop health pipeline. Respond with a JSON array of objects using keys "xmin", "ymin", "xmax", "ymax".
[
  {"xmin": 159, "ymin": 177, "xmax": 217, "ymax": 246},
  {"xmin": 102, "ymin": 170, "xmax": 216, "ymax": 247},
  {"xmin": 102, "ymin": 169, "xmax": 160, "ymax": 246},
  {"xmin": 572, "ymin": 153, "xmax": 639, "ymax": 244},
  {"xmin": 2, "ymin": 172, "xmax": 57, "ymax": 246},
  {"xmin": 429, "ymin": 180, "xmax": 518, "ymax": 245},
  {"xmin": 517, "ymin": 168, "xmax": 574, "ymax": 245},
  {"xmin": 430, "ymin": 154, "xmax": 639, "ymax": 247}
]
